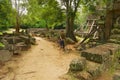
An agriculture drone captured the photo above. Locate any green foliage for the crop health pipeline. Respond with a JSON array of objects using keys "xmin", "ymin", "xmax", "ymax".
[
  {"xmin": 0, "ymin": 32, "xmax": 3, "ymax": 35},
  {"xmin": 0, "ymin": 0, "xmax": 113, "ymax": 30},
  {"xmin": 33, "ymin": 19, "xmax": 46, "ymax": 28},
  {"xmin": 26, "ymin": 0, "xmax": 64, "ymax": 29},
  {"xmin": 74, "ymin": 0, "xmax": 111, "ymax": 27},
  {"xmin": 0, "ymin": 0, "xmax": 14, "ymax": 30},
  {"xmin": 0, "ymin": 42, "xmax": 5, "ymax": 47}
]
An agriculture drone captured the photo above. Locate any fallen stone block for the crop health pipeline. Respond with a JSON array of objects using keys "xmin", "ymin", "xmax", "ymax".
[
  {"xmin": 97, "ymin": 43, "xmax": 120, "ymax": 55},
  {"xmin": 75, "ymin": 71, "xmax": 92, "ymax": 80},
  {"xmin": 16, "ymin": 42, "xmax": 30, "ymax": 51},
  {"xmin": 0, "ymin": 50, "xmax": 13, "ymax": 62},
  {"xmin": 81, "ymin": 43, "xmax": 120, "ymax": 63},
  {"xmin": 86, "ymin": 61, "xmax": 102, "ymax": 77},
  {"xmin": 69, "ymin": 58, "xmax": 86, "ymax": 72},
  {"xmin": 81, "ymin": 48, "xmax": 110, "ymax": 63}
]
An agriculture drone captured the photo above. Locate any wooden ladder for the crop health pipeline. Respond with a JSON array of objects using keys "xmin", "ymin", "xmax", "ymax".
[{"xmin": 80, "ymin": 19, "xmax": 99, "ymax": 44}]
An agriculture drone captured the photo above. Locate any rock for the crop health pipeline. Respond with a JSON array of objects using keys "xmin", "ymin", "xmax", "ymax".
[
  {"xmin": 69, "ymin": 58, "xmax": 86, "ymax": 72},
  {"xmin": 16, "ymin": 42, "xmax": 29, "ymax": 51},
  {"xmin": 30, "ymin": 37, "xmax": 36, "ymax": 45},
  {"xmin": 0, "ymin": 50, "xmax": 13, "ymax": 62},
  {"xmin": 81, "ymin": 43, "xmax": 120, "ymax": 63},
  {"xmin": 86, "ymin": 61, "xmax": 102, "ymax": 77},
  {"xmin": 113, "ymin": 71, "xmax": 120, "ymax": 80},
  {"xmin": 3, "ymin": 37, "xmax": 13, "ymax": 44},
  {"xmin": 98, "ymin": 43, "xmax": 120, "ymax": 55},
  {"xmin": 81, "ymin": 48, "xmax": 111, "ymax": 63},
  {"xmin": 75, "ymin": 71, "xmax": 92, "ymax": 80}
]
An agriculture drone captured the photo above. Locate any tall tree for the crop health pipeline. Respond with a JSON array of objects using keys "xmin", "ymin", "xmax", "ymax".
[
  {"xmin": 104, "ymin": 0, "xmax": 114, "ymax": 41},
  {"xmin": 61, "ymin": 0, "xmax": 80, "ymax": 42},
  {"xmin": 12, "ymin": 0, "xmax": 28, "ymax": 33}
]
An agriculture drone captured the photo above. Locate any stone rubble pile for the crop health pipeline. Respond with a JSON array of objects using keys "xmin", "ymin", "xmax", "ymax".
[
  {"xmin": 69, "ymin": 43, "xmax": 120, "ymax": 80},
  {"xmin": 0, "ymin": 32, "xmax": 36, "ymax": 63}
]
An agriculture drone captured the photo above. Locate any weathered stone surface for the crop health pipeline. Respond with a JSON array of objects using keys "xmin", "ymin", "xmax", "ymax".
[
  {"xmin": 111, "ymin": 34, "xmax": 120, "ymax": 41},
  {"xmin": 16, "ymin": 42, "xmax": 29, "ymax": 51},
  {"xmin": 81, "ymin": 49, "xmax": 110, "ymax": 63},
  {"xmin": 30, "ymin": 37, "xmax": 36, "ymax": 45},
  {"xmin": 98, "ymin": 43, "xmax": 120, "ymax": 55},
  {"xmin": 81, "ymin": 43, "xmax": 120, "ymax": 63},
  {"xmin": 75, "ymin": 71, "xmax": 92, "ymax": 80},
  {"xmin": 2, "ymin": 37, "xmax": 13, "ymax": 44},
  {"xmin": 113, "ymin": 71, "xmax": 120, "ymax": 80},
  {"xmin": 86, "ymin": 61, "xmax": 102, "ymax": 77},
  {"xmin": 0, "ymin": 50, "xmax": 13, "ymax": 62},
  {"xmin": 69, "ymin": 58, "xmax": 86, "ymax": 72}
]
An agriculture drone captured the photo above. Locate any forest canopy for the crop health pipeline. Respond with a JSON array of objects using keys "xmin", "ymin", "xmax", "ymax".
[{"xmin": 0, "ymin": 0, "xmax": 112, "ymax": 30}]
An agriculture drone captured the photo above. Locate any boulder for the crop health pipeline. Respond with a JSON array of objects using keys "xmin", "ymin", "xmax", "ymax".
[
  {"xmin": 0, "ymin": 50, "xmax": 13, "ymax": 62},
  {"xmin": 69, "ymin": 58, "xmax": 86, "ymax": 72}
]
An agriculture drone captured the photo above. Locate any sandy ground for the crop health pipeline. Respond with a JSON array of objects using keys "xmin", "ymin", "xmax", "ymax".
[{"xmin": 1, "ymin": 37, "xmax": 79, "ymax": 80}]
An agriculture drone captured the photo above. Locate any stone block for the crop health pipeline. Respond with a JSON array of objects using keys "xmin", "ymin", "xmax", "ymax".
[
  {"xmin": 75, "ymin": 71, "xmax": 92, "ymax": 80},
  {"xmin": 69, "ymin": 58, "xmax": 86, "ymax": 72},
  {"xmin": 0, "ymin": 50, "xmax": 13, "ymax": 62},
  {"xmin": 86, "ymin": 61, "xmax": 102, "ymax": 77}
]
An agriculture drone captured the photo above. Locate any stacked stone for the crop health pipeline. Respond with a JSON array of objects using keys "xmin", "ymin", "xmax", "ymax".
[
  {"xmin": 110, "ymin": 20, "xmax": 120, "ymax": 44},
  {"xmin": 0, "ymin": 33, "xmax": 36, "ymax": 63},
  {"xmin": 69, "ymin": 43, "xmax": 120, "ymax": 80}
]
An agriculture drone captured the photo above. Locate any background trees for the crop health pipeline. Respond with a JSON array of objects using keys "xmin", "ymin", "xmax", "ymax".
[
  {"xmin": 0, "ymin": 0, "xmax": 115, "ymax": 42},
  {"xmin": 60, "ymin": 0, "xmax": 80, "ymax": 42},
  {"xmin": 27, "ymin": 0, "xmax": 64, "ymax": 30},
  {"xmin": 0, "ymin": 0, "xmax": 14, "ymax": 30}
]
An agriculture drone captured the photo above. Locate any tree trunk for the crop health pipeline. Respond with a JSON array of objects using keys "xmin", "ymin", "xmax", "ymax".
[
  {"xmin": 15, "ymin": 13, "xmax": 20, "ymax": 33},
  {"xmin": 66, "ymin": 16, "xmax": 77, "ymax": 42},
  {"xmin": 104, "ymin": 11, "xmax": 113, "ymax": 41}
]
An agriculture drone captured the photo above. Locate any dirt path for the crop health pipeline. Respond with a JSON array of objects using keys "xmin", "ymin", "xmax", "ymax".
[{"xmin": 1, "ymin": 37, "xmax": 79, "ymax": 80}]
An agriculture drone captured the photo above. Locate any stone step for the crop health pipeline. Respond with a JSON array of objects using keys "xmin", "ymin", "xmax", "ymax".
[
  {"xmin": 110, "ymin": 34, "xmax": 120, "ymax": 41},
  {"xmin": 114, "ymin": 25, "xmax": 120, "ymax": 29},
  {"xmin": 86, "ymin": 61, "xmax": 103, "ymax": 77},
  {"xmin": 111, "ymin": 29, "xmax": 120, "ymax": 34},
  {"xmin": 81, "ymin": 43, "xmax": 120, "ymax": 63},
  {"xmin": 69, "ymin": 58, "xmax": 86, "ymax": 72},
  {"xmin": 73, "ymin": 61, "xmax": 104, "ymax": 80},
  {"xmin": 109, "ymin": 39, "xmax": 120, "ymax": 44},
  {"xmin": 111, "ymin": 27, "xmax": 120, "ymax": 34}
]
